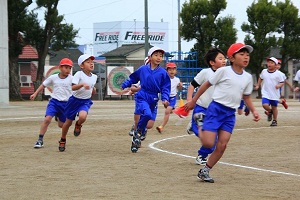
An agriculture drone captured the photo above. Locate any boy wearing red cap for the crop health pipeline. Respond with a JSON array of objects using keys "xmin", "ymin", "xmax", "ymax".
[
  {"xmin": 58, "ymin": 54, "xmax": 97, "ymax": 152},
  {"xmin": 121, "ymin": 46, "xmax": 171, "ymax": 153},
  {"xmin": 31, "ymin": 58, "xmax": 73, "ymax": 148},
  {"xmin": 156, "ymin": 62, "xmax": 182, "ymax": 133},
  {"xmin": 185, "ymin": 43, "xmax": 260, "ymax": 183}
]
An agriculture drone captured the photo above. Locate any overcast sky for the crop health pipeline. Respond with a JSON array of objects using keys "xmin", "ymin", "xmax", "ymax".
[{"xmin": 29, "ymin": 0, "xmax": 300, "ymax": 52}]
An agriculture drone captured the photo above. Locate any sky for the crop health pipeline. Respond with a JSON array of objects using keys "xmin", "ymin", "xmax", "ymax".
[{"xmin": 29, "ymin": 0, "xmax": 300, "ymax": 53}]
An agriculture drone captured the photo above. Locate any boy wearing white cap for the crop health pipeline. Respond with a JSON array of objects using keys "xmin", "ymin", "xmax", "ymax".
[
  {"xmin": 58, "ymin": 54, "xmax": 97, "ymax": 152},
  {"xmin": 255, "ymin": 57, "xmax": 285, "ymax": 126},
  {"xmin": 31, "ymin": 58, "xmax": 73, "ymax": 148},
  {"xmin": 185, "ymin": 43, "xmax": 260, "ymax": 183},
  {"xmin": 121, "ymin": 46, "xmax": 171, "ymax": 153}
]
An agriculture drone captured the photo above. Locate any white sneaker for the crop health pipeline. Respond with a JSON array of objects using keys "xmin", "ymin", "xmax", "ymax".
[
  {"xmin": 186, "ymin": 121, "xmax": 194, "ymax": 135},
  {"xmin": 128, "ymin": 125, "xmax": 135, "ymax": 136},
  {"xmin": 195, "ymin": 155, "xmax": 207, "ymax": 165},
  {"xmin": 34, "ymin": 140, "xmax": 43, "ymax": 148},
  {"xmin": 193, "ymin": 112, "xmax": 205, "ymax": 126}
]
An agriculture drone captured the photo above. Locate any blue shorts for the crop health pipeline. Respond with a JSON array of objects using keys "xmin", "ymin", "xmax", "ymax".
[
  {"xmin": 64, "ymin": 96, "xmax": 93, "ymax": 120},
  {"xmin": 169, "ymin": 96, "xmax": 177, "ymax": 109},
  {"xmin": 191, "ymin": 105, "xmax": 207, "ymax": 137},
  {"xmin": 202, "ymin": 101, "xmax": 236, "ymax": 134},
  {"xmin": 262, "ymin": 98, "xmax": 278, "ymax": 107},
  {"xmin": 45, "ymin": 98, "xmax": 68, "ymax": 122},
  {"xmin": 135, "ymin": 100, "xmax": 158, "ymax": 120}
]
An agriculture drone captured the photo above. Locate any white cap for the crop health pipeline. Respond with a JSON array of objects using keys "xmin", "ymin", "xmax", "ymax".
[
  {"xmin": 147, "ymin": 46, "xmax": 165, "ymax": 56},
  {"xmin": 267, "ymin": 57, "xmax": 278, "ymax": 65},
  {"xmin": 78, "ymin": 54, "xmax": 95, "ymax": 66}
]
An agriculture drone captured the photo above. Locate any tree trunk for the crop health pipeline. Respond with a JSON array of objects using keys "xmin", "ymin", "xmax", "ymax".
[{"xmin": 9, "ymin": 57, "xmax": 23, "ymax": 101}]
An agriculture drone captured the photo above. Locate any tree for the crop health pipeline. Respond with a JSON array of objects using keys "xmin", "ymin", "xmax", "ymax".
[
  {"xmin": 25, "ymin": 0, "xmax": 78, "ymax": 100},
  {"xmin": 8, "ymin": 0, "xmax": 78, "ymax": 100},
  {"xmin": 8, "ymin": 0, "xmax": 33, "ymax": 100},
  {"xmin": 180, "ymin": 0, "xmax": 237, "ymax": 66}
]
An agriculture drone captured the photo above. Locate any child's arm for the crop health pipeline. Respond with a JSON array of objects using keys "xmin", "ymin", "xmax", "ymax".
[
  {"xmin": 185, "ymin": 81, "xmax": 211, "ymax": 110},
  {"xmin": 243, "ymin": 95, "xmax": 260, "ymax": 122},
  {"xmin": 30, "ymin": 84, "xmax": 45, "ymax": 100},
  {"xmin": 177, "ymin": 82, "xmax": 183, "ymax": 91},
  {"xmin": 254, "ymin": 77, "xmax": 262, "ymax": 90},
  {"xmin": 275, "ymin": 82, "xmax": 284, "ymax": 89},
  {"xmin": 284, "ymin": 80, "xmax": 294, "ymax": 91},
  {"xmin": 72, "ymin": 83, "xmax": 90, "ymax": 91},
  {"xmin": 186, "ymin": 83, "xmax": 196, "ymax": 102}
]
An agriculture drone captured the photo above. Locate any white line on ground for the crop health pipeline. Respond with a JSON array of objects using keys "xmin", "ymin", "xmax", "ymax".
[{"xmin": 148, "ymin": 130, "xmax": 300, "ymax": 178}]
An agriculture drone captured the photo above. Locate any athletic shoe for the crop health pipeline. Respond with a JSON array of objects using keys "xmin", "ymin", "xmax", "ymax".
[
  {"xmin": 193, "ymin": 112, "xmax": 205, "ymax": 126},
  {"xmin": 74, "ymin": 121, "xmax": 82, "ymax": 137},
  {"xmin": 131, "ymin": 131, "xmax": 141, "ymax": 153},
  {"xmin": 156, "ymin": 126, "xmax": 163, "ymax": 133},
  {"xmin": 281, "ymin": 99, "xmax": 288, "ymax": 109},
  {"xmin": 58, "ymin": 140, "xmax": 66, "ymax": 152},
  {"xmin": 129, "ymin": 124, "xmax": 135, "ymax": 136},
  {"xmin": 140, "ymin": 129, "xmax": 147, "ymax": 141},
  {"xmin": 186, "ymin": 122, "xmax": 194, "ymax": 135},
  {"xmin": 264, "ymin": 111, "xmax": 272, "ymax": 122},
  {"xmin": 244, "ymin": 106, "xmax": 250, "ymax": 116},
  {"xmin": 197, "ymin": 168, "xmax": 214, "ymax": 183},
  {"xmin": 195, "ymin": 155, "xmax": 207, "ymax": 165},
  {"xmin": 270, "ymin": 120, "xmax": 277, "ymax": 126},
  {"xmin": 34, "ymin": 140, "xmax": 43, "ymax": 148}
]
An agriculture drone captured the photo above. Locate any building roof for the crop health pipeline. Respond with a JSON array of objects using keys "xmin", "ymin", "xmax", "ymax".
[
  {"xmin": 18, "ymin": 45, "xmax": 39, "ymax": 59},
  {"xmin": 101, "ymin": 43, "xmax": 152, "ymax": 57},
  {"xmin": 48, "ymin": 48, "xmax": 83, "ymax": 66}
]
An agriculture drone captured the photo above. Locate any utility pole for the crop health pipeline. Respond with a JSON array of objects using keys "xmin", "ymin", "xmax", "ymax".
[
  {"xmin": 144, "ymin": 0, "xmax": 149, "ymax": 57},
  {"xmin": 178, "ymin": 0, "xmax": 181, "ymax": 60}
]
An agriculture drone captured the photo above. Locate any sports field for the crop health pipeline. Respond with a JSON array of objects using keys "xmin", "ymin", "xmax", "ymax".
[{"xmin": 1, "ymin": 99, "xmax": 299, "ymax": 199}]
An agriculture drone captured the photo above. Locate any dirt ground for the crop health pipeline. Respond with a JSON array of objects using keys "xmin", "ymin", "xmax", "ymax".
[{"xmin": 0, "ymin": 99, "xmax": 300, "ymax": 200}]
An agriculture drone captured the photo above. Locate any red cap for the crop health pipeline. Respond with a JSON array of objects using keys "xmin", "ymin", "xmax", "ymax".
[
  {"xmin": 227, "ymin": 43, "xmax": 253, "ymax": 58},
  {"xmin": 277, "ymin": 59, "xmax": 281, "ymax": 64},
  {"xmin": 59, "ymin": 58, "xmax": 73, "ymax": 67},
  {"xmin": 166, "ymin": 62, "xmax": 177, "ymax": 69}
]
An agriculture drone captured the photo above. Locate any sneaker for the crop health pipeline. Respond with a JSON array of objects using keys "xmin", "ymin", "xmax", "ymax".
[
  {"xmin": 264, "ymin": 111, "xmax": 272, "ymax": 122},
  {"xmin": 197, "ymin": 168, "xmax": 214, "ymax": 183},
  {"xmin": 193, "ymin": 112, "xmax": 205, "ymax": 126},
  {"xmin": 195, "ymin": 155, "xmax": 207, "ymax": 165},
  {"xmin": 140, "ymin": 129, "xmax": 147, "ymax": 141},
  {"xmin": 58, "ymin": 140, "xmax": 66, "ymax": 152},
  {"xmin": 281, "ymin": 99, "xmax": 288, "ymax": 109},
  {"xmin": 156, "ymin": 126, "xmax": 163, "ymax": 133},
  {"xmin": 54, "ymin": 116, "xmax": 58, "ymax": 122},
  {"xmin": 129, "ymin": 124, "xmax": 135, "ymax": 136},
  {"xmin": 74, "ymin": 121, "xmax": 82, "ymax": 137},
  {"xmin": 270, "ymin": 120, "xmax": 277, "ymax": 126},
  {"xmin": 186, "ymin": 122, "xmax": 194, "ymax": 135},
  {"xmin": 34, "ymin": 140, "xmax": 43, "ymax": 148},
  {"xmin": 131, "ymin": 131, "xmax": 141, "ymax": 153}
]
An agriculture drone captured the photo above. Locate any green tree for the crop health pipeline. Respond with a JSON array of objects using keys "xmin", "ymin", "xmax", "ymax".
[
  {"xmin": 26, "ymin": 0, "xmax": 78, "ymax": 100},
  {"xmin": 241, "ymin": 0, "xmax": 280, "ymax": 97},
  {"xmin": 180, "ymin": 0, "xmax": 237, "ymax": 66},
  {"xmin": 8, "ymin": 0, "xmax": 33, "ymax": 100},
  {"xmin": 276, "ymin": 0, "xmax": 300, "ymax": 72}
]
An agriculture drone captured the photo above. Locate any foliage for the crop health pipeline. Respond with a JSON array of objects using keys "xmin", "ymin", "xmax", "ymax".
[{"xmin": 180, "ymin": 0, "xmax": 237, "ymax": 66}]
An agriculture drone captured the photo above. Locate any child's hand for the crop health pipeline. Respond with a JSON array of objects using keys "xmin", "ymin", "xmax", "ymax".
[
  {"xmin": 29, "ymin": 94, "xmax": 36, "ymax": 100},
  {"xmin": 294, "ymin": 87, "xmax": 299, "ymax": 92},
  {"xmin": 162, "ymin": 100, "xmax": 169, "ymax": 108},
  {"xmin": 184, "ymin": 101, "xmax": 195, "ymax": 111},
  {"xmin": 83, "ymin": 84, "xmax": 90, "ymax": 90},
  {"xmin": 254, "ymin": 85, "xmax": 259, "ymax": 90},
  {"xmin": 252, "ymin": 111, "xmax": 260, "ymax": 122}
]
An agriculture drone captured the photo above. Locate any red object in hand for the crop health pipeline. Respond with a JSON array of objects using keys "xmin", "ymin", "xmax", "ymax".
[{"xmin": 173, "ymin": 106, "xmax": 190, "ymax": 118}]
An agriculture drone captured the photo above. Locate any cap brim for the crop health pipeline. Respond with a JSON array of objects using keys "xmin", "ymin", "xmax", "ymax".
[{"xmin": 239, "ymin": 45, "xmax": 253, "ymax": 54}]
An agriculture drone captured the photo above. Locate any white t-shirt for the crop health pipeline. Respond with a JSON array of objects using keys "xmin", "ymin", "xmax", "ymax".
[
  {"xmin": 209, "ymin": 66, "xmax": 253, "ymax": 109},
  {"xmin": 294, "ymin": 69, "xmax": 300, "ymax": 82},
  {"xmin": 42, "ymin": 74, "xmax": 72, "ymax": 101},
  {"xmin": 72, "ymin": 71, "xmax": 98, "ymax": 99},
  {"xmin": 170, "ymin": 76, "xmax": 180, "ymax": 97},
  {"xmin": 260, "ymin": 69, "xmax": 284, "ymax": 100},
  {"xmin": 194, "ymin": 68, "xmax": 215, "ymax": 108},
  {"xmin": 278, "ymin": 70, "xmax": 287, "ymax": 80}
]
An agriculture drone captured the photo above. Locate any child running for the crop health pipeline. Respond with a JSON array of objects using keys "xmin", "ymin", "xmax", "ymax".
[
  {"xmin": 276, "ymin": 59, "xmax": 292, "ymax": 109},
  {"xmin": 156, "ymin": 62, "xmax": 182, "ymax": 133},
  {"xmin": 121, "ymin": 46, "xmax": 171, "ymax": 153},
  {"xmin": 255, "ymin": 57, "xmax": 284, "ymax": 126},
  {"xmin": 31, "ymin": 58, "xmax": 73, "ymax": 148},
  {"xmin": 58, "ymin": 54, "xmax": 97, "ymax": 152},
  {"xmin": 186, "ymin": 48, "xmax": 226, "ymax": 165},
  {"xmin": 185, "ymin": 43, "xmax": 260, "ymax": 183}
]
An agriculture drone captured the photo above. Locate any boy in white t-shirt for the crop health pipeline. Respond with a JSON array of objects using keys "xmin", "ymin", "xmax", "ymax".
[
  {"xmin": 185, "ymin": 43, "xmax": 260, "ymax": 183},
  {"xmin": 294, "ymin": 69, "xmax": 300, "ymax": 95},
  {"xmin": 156, "ymin": 62, "xmax": 182, "ymax": 133},
  {"xmin": 255, "ymin": 57, "xmax": 285, "ymax": 126},
  {"xmin": 31, "ymin": 58, "xmax": 73, "ymax": 148},
  {"xmin": 186, "ymin": 48, "xmax": 226, "ymax": 165},
  {"xmin": 276, "ymin": 59, "xmax": 292, "ymax": 109},
  {"xmin": 58, "ymin": 54, "xmax": 97, "ymax": 152}
]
